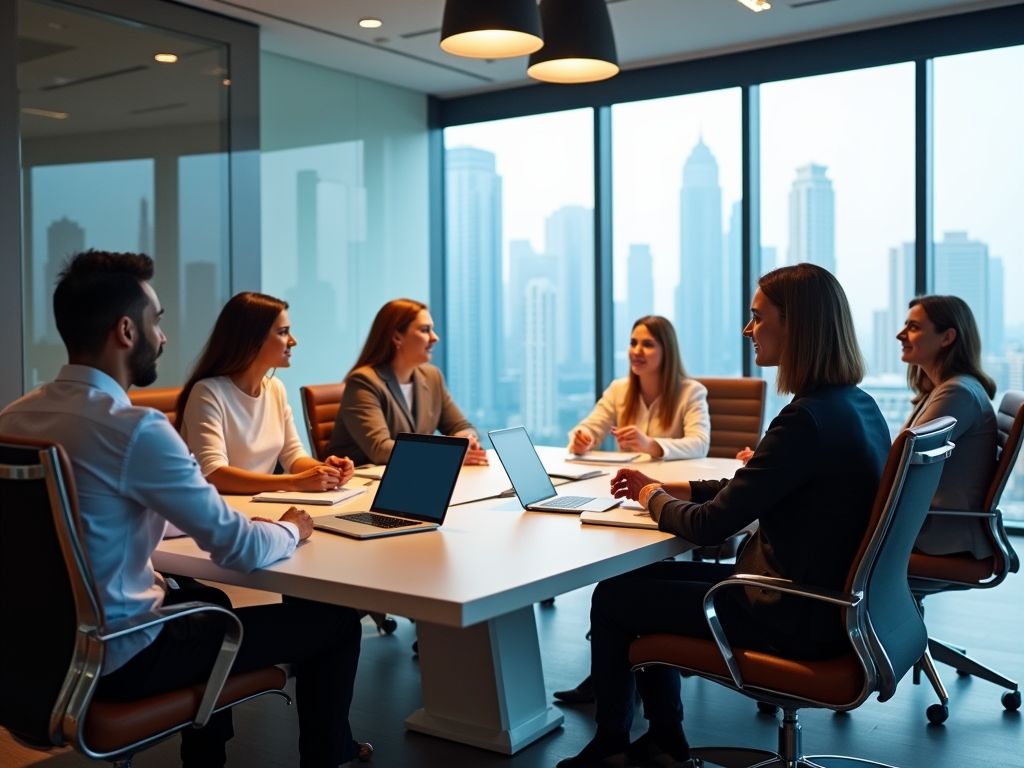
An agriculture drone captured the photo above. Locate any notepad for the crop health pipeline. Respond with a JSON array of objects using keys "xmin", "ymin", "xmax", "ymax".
[
  {"xmin": 251, "ymin": 487, "xmax": 366, "ymax": 506},
  {"xmin": 566, "ymin": 451, "xmax": 642, "ymax": 464},
  {"xmin": 353, "ymin": 465, "xmax": 387, "ymax": 481},
  {"xmin": 541, "ymin": 460, "xmax": 605, "ymax": 481}
]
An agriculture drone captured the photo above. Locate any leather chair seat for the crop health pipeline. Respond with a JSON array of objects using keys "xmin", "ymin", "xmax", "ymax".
[
  {"xmin": 629, "ymin": 634, "xmax": 865, "ymax": 707},
  {"xmin": 908, "ymin": 552, "xmax": 995, "ymax": 584},
  {"xmin": 83, "ymin": 666, "xmax": 286, "ymax": 754}
]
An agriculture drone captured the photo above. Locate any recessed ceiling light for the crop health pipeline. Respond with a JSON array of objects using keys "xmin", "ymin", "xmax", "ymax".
[
  {"xmin": 359, "ymin": 18, "xmax": 383, "ymax": 29},
  {"xmin": 736, "ymin": 0, "xmax": 771, "ymax": 10},
  {"xmin": 22, "ymin": 107, "xmax": 69, "ymax": 119},
  {"xmin": 154, "ymin": 53, "xmax": 178, "ymax": 63}
]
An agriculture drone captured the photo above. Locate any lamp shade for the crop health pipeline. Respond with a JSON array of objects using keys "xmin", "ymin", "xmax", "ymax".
[
  {"xmin": 440, "ymin": 0, "xmax": 544, "ymax": 59},
  {"xmin": 527, "ymin": 0, "xmax": 619, "ymax": 84}
]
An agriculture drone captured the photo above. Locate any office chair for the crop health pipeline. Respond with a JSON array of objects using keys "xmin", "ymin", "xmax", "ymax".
[
  {"xmin": 629, "ymin": 417, "xmax": 956, "ymax": 768},
  {"xmin": 0, "ymin": 435, "xmax": 290, "ymax": 768},
  {"xmin": 908, "ymin": 391, "xmax": 1022, "ymax": 723},
  {"xmin": 127, "ymin": 386, "xmax": 183, "ymax": 428}
]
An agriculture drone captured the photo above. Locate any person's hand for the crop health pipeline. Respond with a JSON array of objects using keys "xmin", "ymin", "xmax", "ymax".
[
  {"xmin": 455, "ymin": 432, "xmax": 489, "ymax": 466},
  {"xmin": 324, "ymin": 455, "xmax": 355, "ymax": 485},
  {"xmin": 569, "ymin": 429, "xmax": 594, "ymax": 455},
  {"xmin": 289, "ymin": 464, "xmax": 344, "ymax": 492},
  {"xmin": 736, "ymin": 446, "xmax": 754, "ymax": 466},
  {"xmin": 610, "ymin": 468, "xmax": 661, "ymax": 501},
  {"xmin": 253, "ymin": 506, "xmax": 314, "ymax": 541},
  {"xmin": 611, "ymin": 425, "xmax": 658, "ymax": 456}
]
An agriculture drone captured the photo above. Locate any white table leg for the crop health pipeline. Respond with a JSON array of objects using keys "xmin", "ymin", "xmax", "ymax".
[{"xmin": 405, "ymin": 605, "xmax": 565, "ymax": 754}]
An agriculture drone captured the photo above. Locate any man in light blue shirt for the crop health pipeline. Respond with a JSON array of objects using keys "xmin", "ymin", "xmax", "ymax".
[{"xmin": 0, "ymin": 251, "xmax": 363, "ymax": 768}]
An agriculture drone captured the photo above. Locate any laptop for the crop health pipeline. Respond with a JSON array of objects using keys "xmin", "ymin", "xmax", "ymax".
[
  {"xmin": 313, "ymin": 433, "xmax": 468, "ymax": 539},
  {"xmin": 488, "ymin": 426, "xmax": 622, "ymax": 513}
]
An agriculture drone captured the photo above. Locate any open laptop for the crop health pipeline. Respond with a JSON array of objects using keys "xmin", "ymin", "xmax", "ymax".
[
  {"xmin": 488, "ymin": 426, "xmax": 622, "ymax": 513},
  {"xmin": 314, "ymin": 433, "xmax": 468, "ymax": 539}
]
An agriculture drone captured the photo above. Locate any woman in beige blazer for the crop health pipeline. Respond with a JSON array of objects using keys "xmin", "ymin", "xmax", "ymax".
[{"xmin": 326, "ymin": 299, "xmax": 488, "ymax": 467}]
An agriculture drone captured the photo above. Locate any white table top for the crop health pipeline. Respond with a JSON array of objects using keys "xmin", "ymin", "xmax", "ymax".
[{"xmin": 153, "ymin": 447, "xmax": 741, "ymax": 628}]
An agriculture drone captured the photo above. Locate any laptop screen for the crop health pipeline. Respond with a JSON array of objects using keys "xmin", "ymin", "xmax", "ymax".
[
  {"xmin": 488, "ymin": 427, "xmax": 557, "ymax": 506},
  {"xmin": 371, "ymin": 434, "xmax": 467, "ymax": 523}
]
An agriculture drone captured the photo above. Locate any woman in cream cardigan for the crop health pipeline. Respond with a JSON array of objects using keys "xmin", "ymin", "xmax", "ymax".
[{"xmin": 569, "ymin": 315, "xmax": 710, "ymax": 460}]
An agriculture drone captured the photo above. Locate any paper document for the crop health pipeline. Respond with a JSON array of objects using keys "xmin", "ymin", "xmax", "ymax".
[
  {"xmin": 353, "ymin": 465, "xmax": 387, "ymax": 481},
  {"xmin": 251, "ymin": 487, "xmax": 366, "ymax": 506},
  {"xmin": 580, "ymin": 506, "xmax": 658, "ymax": 530},
  {"xmin": 566, "ymin": 451, "xmax": 642, "ymax": 464},
  {"xmin": 541, "ymin": 459, "xmax": 606, "ymax": 481}
]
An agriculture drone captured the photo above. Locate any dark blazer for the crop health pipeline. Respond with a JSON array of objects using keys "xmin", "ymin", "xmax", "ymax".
[
  {"xmin": 648, "ymin": 385, "xmax": 890, "ymax": 653},
  {"xmin": 325, "ymin": 363, "xmax": 475, "ymax": 466}
]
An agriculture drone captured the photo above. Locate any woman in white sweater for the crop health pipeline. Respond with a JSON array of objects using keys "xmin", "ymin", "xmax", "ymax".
[
  {"xmin": 569, "ymin": 315, "xmax": 710, "ymax": 460},
  {"xmin": 177, "ymin": 292, "xmax": 354, "ymax": 494}
]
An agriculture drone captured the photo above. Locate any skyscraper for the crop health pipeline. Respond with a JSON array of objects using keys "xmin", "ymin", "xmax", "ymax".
[
  {"xmin": 44, "ymin": 217, "xmax": 85, "ymax": 342},
  {"xmin": 721, "ymin": 200, "xmax": 743, "ymax": 375},
  {"xmin": 872, "ymin": 243, "xmax": 915, "ymax": 374},
  {"xmin": 675, "ymin": 138, "xmax": 724, "ymax": 374},
  {"xmin": 137, "ymin": 197, "xmax": 152, "ymax": 256},
  {"xmin": 506, "ymin": 238, "xmax": 558, "ymax": 377},
  {"xmin": 627, "ymin": 244, "xmax": 654, "ymax": 326},
  {"xmin": 988, "ymin": 257, "xmax": 1005, "ymax": 358},
  {"xmin": 545, "ymin": 205, "xmax": 594, "ymax": 368},
  {"xmin": 934, "ymin": 232, "xmax": 989, "ymax": 348},
  {"xmin": 787, "ymin": 164, "xmax": 835, "ymax": 274},
  {"xmin": 445, "ymin": 147, "xmax": 503, "ymax": 427},
  {"xmin": 523, "ymin": 278, "xmax": 557, "ymax": 440}
]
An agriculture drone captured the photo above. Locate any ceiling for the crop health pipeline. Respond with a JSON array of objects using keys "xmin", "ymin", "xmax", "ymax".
[{"xmin": 176, "ymin": 0, "xmax": 1019, "ymax": 97}]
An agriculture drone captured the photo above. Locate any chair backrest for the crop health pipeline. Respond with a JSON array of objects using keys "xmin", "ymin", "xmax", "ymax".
[
  {"xmin": 300, "ymin": 383, "xmax": 346, "ymax": 461},
  {"xmin": 127, "ymin": 386, "xmax": 183, "ymax": 428},
  {"xmin": 0, "ymin": 436, "xmax": 103, "ymax": 749},
  {"xmin": 694, "ymin": 377, "xmax": 766, "ymax": 458},
  {"xmin": 985, "ymin": 390, "xmax": 1024, "ymax": 513},
  {"xmin": 844, "ymin": 417, "xmax": 956, "ymax": 702}
]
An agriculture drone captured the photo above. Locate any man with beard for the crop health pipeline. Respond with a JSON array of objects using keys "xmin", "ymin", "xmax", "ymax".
[{"xmin": 0, "ymin": 251, "xmax": 365, "ymax": 768}]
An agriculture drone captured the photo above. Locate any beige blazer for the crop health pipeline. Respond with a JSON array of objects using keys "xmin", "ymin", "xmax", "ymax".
[{"xmin": 325, "ymin": 363, "xmax": 475, "ymax": 465}]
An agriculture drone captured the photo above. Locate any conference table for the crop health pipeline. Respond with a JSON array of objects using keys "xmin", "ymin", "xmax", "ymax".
[{"xmin": 153, "ymin": 446, "xmax": 741, "ymax": 754}]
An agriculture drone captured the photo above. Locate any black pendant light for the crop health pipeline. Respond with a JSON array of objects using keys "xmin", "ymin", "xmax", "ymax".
[
  {"xmin": 440, "ymin": 0, "xmax": 544, "ymax": 59},
  {"xmin": 527, "ymin": 0, "xmax": 619, "ymax": 84}
]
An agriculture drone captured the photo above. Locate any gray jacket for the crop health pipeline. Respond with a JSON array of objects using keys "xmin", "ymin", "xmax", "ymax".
[{"xmin": 325, "ymin": 363, "xmax": 475, "ymax": 466}]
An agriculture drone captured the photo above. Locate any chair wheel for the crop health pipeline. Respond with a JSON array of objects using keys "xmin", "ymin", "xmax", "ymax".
[
  {"xmin": 379, "ymin": 617, "xmax": 398, "ymax": 634},
  {"xmin": 540, "ymin": 597, "xmax": 556, "ymax": 606},
  {"xmin": 956, "ymin": 669, "xmax": 971, "ymax": 677},
  {"xmin": 926, "ymin": 703, "xmax": 949, "ymax": 724},
  {"xmin": 757, "ymin": 702, "xmax": 778, "ymax": 715},
  {"xmin": 1002, "ymin": 690, "xmax": 1022, "ymax": 711}
]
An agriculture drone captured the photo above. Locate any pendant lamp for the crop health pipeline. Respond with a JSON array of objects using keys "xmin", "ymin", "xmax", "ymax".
[
  {"xmin": 527, "ymin": 0, "xmax": 619, "ymax": 84},
  {"xmin": 440, "ymin": 0, "xmax": 544, "ymax": 59}
]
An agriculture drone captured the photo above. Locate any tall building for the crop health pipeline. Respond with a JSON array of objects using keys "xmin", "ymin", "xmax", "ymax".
[
  {"xmin": 523, "ymin": 278, "xmax": 557, "ymax": 440},
  {"xmin": 721, "ymin": 200, "xmax": 743, "ymax": 375},
  {"xmin": 626, "ymin": 244, "xmax": 654, "ymax": 326},
  {"xmin": 545, "ymin": 206, "xmax": 594, "ymax": 368},
  {"xmin": 137, "ymin": 197, "xmax": 152, "ymax": 256},
  {"xmin": 44, "ymin": 217, "xmax": 85, "ymax": 342},
  {"xmin": 989, "ymin": 257, "xmax": 1005, "ymax": 358},
  {"xmin": 445, "ymin": 147, "xmax": 503, "ymax": 427},
  {"xmin": 872, "ymin": 243, "xmax": 915, "ymax": 374},
  {"xmin": 934, "ymin": 232, "xmax": 989, "ymax": 348},
  {"xmin": 675, "ymin": 138, "xmax": 724, "ymax": 374},
  {"xmin": 787, "ymin": 164, "xmax": 835, "ymax": 274},
  {"xmin": 506, "ymin": 239, "xmax": 558, "ymax": 376}
]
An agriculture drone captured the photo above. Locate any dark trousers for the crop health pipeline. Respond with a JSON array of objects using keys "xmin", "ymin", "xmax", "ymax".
[
  {"xmin": 591, "ymin": 561, "xmax": 774, "ymax": 733},
  {"xmin": 96, "ymin": 583, "xmax": 362, "ymax": 768}
]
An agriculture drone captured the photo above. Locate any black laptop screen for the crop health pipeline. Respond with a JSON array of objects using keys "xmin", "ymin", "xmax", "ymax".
[{"xmin": 372, "ymin": 435, "xmax": 467, "ymax": 522}]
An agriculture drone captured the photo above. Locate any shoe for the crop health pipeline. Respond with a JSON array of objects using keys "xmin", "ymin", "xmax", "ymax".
[
  {"xmin": 626, "ymin": 723, "xmax": 689, "ymax": 763},
  {"xmin": 554, "ymin": 675, "xmax": 595, "ymax": 704},
  {"xmin": 555, "ymin": 728, "xmax": 628, "ymax": 767}
]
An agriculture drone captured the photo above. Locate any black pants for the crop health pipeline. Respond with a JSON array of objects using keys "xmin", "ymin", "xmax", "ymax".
[
  {"xmin": 591, "ymin": 561, "xmax": 776, "ymax": 733},
  {"xmin": 95, "ymin": 583, "xmax": 362, "ymax": 768}
]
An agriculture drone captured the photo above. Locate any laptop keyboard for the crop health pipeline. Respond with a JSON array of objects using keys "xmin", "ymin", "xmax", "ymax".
[
  {"xmin": 541, "ymin": 496, "xmax": 593, "ymax": 509},
  {"xmin": 337, "ymin": 512, "xmax": 423, "ymax": 529}
]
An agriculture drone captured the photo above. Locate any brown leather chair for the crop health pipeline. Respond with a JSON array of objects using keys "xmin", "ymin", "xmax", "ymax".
[
  {"xmin": 0, "ymin": 436, "xmax": 289, "ymax": 767},
  {"xmin": 127, "ymin": 386, "xmax": 183, "ymax": 428},
  {"xmin": 694, "ymin": 377, "xmax": 767, "ymax": 458},
  {"xmin": 908, "ymin": 391, "xmax": 1023, "ymax": 723},
  {"xmin": 300, "ymin": 383, "xmax": 346, "ymax": 462},
  {"xmin": 628, "ymin": 417, "xmax": 956, "ymax": 768}
]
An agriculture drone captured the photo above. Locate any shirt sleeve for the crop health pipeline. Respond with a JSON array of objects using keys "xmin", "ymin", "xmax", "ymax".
[
  {"xmin": 341, "ymin": 374, "xmax": 400, "ymax": 465},
  {"xmin": 181, "ymin": 381, "xmax": 231, "ymax": 478},
  {"xmin": 124, "ymin": 413, "xmax": 296, "ymax": 572},
  {"xmin": 653, "ymin": 382, "xmax": 712, "ymax": 460},
  {"xmin": 274, "ymin": 380, "xmax": 310, "ymax": 471},
  {"xmin": 912, "ymin": 381, "xmax": 980, "ymax": 442},
  {"xmin": 569, "ymin": 382, "xmax": 619, "ymax": 449}
]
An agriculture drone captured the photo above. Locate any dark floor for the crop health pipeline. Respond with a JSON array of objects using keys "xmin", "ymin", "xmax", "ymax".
[{"xmin": 34, "ymin": 539, "xmax": 1024, "ymax": 768}]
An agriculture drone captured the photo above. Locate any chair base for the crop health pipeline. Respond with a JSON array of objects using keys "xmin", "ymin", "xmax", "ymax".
[{"xmin": 912, "ymin": 636, "xmax": 1020, "ymax": 721}]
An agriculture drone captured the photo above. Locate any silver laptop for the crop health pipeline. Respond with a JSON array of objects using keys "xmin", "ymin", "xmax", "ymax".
[
  {"xmin": 488, "ymin": 426, "xmax": 622, "ymax": 513},
  {"xmin": 314, "ymin": 433, "xmax": 468, "ymax": 539}
]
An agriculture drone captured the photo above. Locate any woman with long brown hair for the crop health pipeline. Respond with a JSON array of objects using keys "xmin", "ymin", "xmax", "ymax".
[
  {"xmin": 557, "ymin": 264, "xmax": 890, "ymax": 768},
  {"xmin": 177, "ymin": 292, "xmax": 354, "ymax": 494},
  {"xmin": 897, "ymin": 294, "xmax": 998, "ymax": 556},
  {"xmin": 324, "ymin": 298, "xmax": 487, "ymax": 466},
  {"xmin": 569, "ymin": 315, "xmax": 710, "ymax": 459}
]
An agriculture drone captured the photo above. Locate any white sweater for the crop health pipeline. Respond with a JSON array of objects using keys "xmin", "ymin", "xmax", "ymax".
[
  {"xmin": 180, "ymin": 375, "xmax": 309, "ymax": 477},
  {"xmin": 569, "ymin": 377, "xmax": 711, "ymax": 460}
]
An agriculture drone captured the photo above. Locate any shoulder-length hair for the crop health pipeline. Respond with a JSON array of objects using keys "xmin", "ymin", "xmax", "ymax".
[
  {"xmin": 175, "ymin": 292, "xmax": 288, "ymax": 428},
  {"xmin": 347, "ymin": 298, "xmax": 427, "ymax": 379},
  {"xmin": 906, "ymin": 295, "xmax": 996, "ymax": 399},
  {"xmin": 758, "ymin": 263, "xmax": 865, "ymax": 396},
  {"xmin": 621, "ymin": 315, "xmax": 688, "ymax": 431}
]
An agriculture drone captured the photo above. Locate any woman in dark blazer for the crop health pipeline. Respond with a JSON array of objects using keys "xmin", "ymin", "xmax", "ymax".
[
  {"xmin": 325, "ymin": 299, "xmax": 488, "ymax": 466},
  {"xmin": 557, "ymin": 264, "xmax": 891, "ymax": 768}
]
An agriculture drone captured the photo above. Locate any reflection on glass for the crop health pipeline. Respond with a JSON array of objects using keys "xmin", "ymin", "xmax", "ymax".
[
  {"xmin": 612, "ymin": 90, "xmax": 743, "ymax": 379},
  {"xmin": 760, "ymin": 63, "xmax": 915, "ymax": 433},
  {"xmin": 18, "ymin": 0, "xmax": 230, "ymax": 389},
  {"xmin": 934, "ymin": 45, "xmax": 1024, "ymax": 520},
  {"xmin": 444, "ymin": 109, "xmax": 594, "ymax": 446}
]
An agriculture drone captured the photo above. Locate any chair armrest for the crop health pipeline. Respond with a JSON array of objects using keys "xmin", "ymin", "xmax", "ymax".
[
  {"xmin": 702, "ymin": 575, "xmax": 862, "ymax": 689},
  {"xmin": 925, "ymin": 509, "xmax": 996, "ymax": 518},
  {"xmin": 95, "ymin": 602, "xmax": 242, "ymax": 729}
]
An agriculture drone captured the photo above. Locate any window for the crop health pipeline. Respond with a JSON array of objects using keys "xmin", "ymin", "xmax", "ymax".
[
  {"xmin": 612, "ymin": 90, "xmax": 742, "ymax": 380},
  {"xmin": 444, "ymin": 109, "xmax": 594, "ymax": 446},
  {"xmin": 760, "ymin": 63, "xmax": 916, "ymax": 433}
]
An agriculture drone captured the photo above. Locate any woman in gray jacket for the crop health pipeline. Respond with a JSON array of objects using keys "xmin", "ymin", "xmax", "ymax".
[{"xmin": 897, "ymin": 294, "xmax": 999, "ymax": 557}]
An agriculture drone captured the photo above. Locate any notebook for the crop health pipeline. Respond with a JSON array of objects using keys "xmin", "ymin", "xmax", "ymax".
[{"xmin": 251, "ymin": 487, "xmax": 366, "ymax": 506}]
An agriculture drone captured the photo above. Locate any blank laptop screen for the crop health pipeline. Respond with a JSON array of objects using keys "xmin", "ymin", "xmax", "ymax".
[
  {"xmin": 488, "ymin": 427, "xmax": 557, "ymax": 506},
  {"xmin": 372, "ymin": 437, "xmax": 466, "ymax": 522}
]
